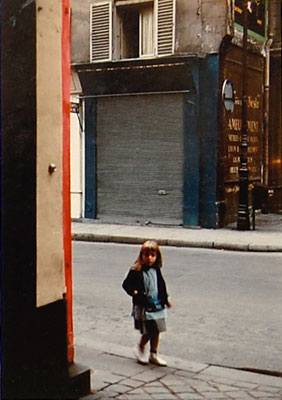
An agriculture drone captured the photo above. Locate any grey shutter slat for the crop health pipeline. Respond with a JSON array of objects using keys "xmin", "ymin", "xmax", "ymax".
[
  {"xmin": 90, "ymin": 2, "xmax": 111, "ymax": 62},
  {"xmin": 96, "ymin": 94, "xmax": 184, "ymax": 224},
  {"xmin": 157, "ymin": 0, "xmax": 175, "ymax": 56}
]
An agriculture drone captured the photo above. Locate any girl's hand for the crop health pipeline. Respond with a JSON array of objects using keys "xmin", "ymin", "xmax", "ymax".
[
  {"xmin": 133, "ymin": 290, "xmax": 138, "ymax": 296},
  {"xmin": 167, "ymin": 300, "xmax": 173, "ymax": 308}
]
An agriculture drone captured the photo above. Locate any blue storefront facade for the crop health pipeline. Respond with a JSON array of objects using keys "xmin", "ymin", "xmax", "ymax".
[
  {"xmin": 71, "ymin": 0, "xmax": 281, "ymax": 228},
  {"xmin": 76, "ymin": 55, "xmax": 220, "ymax": 228}
]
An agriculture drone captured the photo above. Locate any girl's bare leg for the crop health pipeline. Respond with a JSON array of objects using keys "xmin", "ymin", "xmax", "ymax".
[
  {"xmin": 139, "ymin": 333, "xmax": 151, "ymax": 350},
  {"xmin": 149, "ymin": 333, "xmax": 167, "ymax": 366},
  {"xmin": 150, "ymin": 333, "xmax": 160, "ymax": 353}
]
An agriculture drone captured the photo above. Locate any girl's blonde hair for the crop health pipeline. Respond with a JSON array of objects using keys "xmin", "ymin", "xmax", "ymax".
[{"xmin": 132, "ymin": 240, "xmax": 162, "ymax": 271}]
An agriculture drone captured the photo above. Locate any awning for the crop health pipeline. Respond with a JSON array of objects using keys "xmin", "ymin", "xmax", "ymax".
[{"xmin": 75, "ymin": 57, "xmax": 197, "ymax": 96}]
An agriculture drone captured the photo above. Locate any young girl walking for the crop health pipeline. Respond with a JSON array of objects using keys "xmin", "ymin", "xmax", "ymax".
[{"xmin": 122, "ymin": 240, "xmax": 172, "ymax": 366}]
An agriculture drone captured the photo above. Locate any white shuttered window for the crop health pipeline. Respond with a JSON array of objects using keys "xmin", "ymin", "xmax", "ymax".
[
  {"xmin": 90, "ymin": 2, "xmax": 112, "ymax": 62},
  {"xmin": 156, "ymin": 0, "xmax": 175, "ymax": 56},
  {"xmin": 90, "ymin": 0, "xmax": 175, "ymax": 62}
]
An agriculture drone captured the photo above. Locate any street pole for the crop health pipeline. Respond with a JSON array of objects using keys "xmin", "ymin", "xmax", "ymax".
[{"xmin": 237, "ymin": 0, "xmax": 250, "ymax": 230}]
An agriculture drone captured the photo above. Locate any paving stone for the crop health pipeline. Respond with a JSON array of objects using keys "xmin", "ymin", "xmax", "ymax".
[
  {"xmin": 98, "ymin": 388, "xmax": 120, "ymax": 398},
  {"xmin": 98, "ymin": 354, "xmax": 145, "ymax": 377},
  {"xmin": 164, "ymin": 357, "xmax": 208, "ymax": 373},
  {"xmin": 160, "ymin": 374, "xmax": 191, "ymax": 385},
  {"xmin": 257, "ymin": 385, "xmax": 282, "ymax": 394},
  {"xmin": 118, "ymin": 378, "xmax": 143, "ymax": 389},
  {"xmin": 133, "ymin": 369, "xmax": 167, "ymax": 382},
  {"xmin": 107, "ymin": 383, "xmax": 134, "ymax": 394},
  {"xmin": 248, "ymin": 390, "xmax": 282, "ymax": 398},
  {"xmin": 190, "ymin": 381, "xmax": 219, "ymax": 392},
  {"xmin": 223, "ymin": 392, "xmax": 255, "ymax": 399},
  {"xmin": 256, "ymin": 398, "xmax": 282, "ymax": 400},
  {"xmin": 117, "ymin": 393, "xmax": 152, "ymax": 400},
  {"xmin": 128, "ymin": 388, "xmax": 148, "ymax": 395},
  {"xmin": 208, "ymin": 376, "xmax": 238, "ymax": 386},
  {"xmin": 211, "ymin": 383, "xmax": 240, "ymax": 392},
  {"xmin": 91, "ymin": 374, "xmax": 112, "ymax": 392},
  {"xmin": 150, "ymin": 393, "xmax": 179, "ymax": 399},
  {"xmin": 231, "ymin": 381, "xmax": 259, "ymax": 390},
  {"xmin": 174, "ymin": 370, "xmax": 198, "ymax": 379},
  {"xmin": 144, "ymin": 384, "xmax": 173, "ymax": 395},
  {"xmin": 145, "ymin": 381, "xmax": 169, "ymax": 388},
  {"xmin": 266, "ymin": 398, "xmax": 282, "ymax": 400},
  {"xmin": 160, "ymin": 367, "xmax": 177, "ymax": 375},
  {"xmin": 168, "ymin": 385, "xmax": 196, "ymax": 394},
  {"xmin": 177, "ymin": 393, "xmax": 206, "ymax": 400},
  {"xmin": 196, "ymin": 392, "xmax": 228, "ymax": 399},
  {"xmin": 92, "ymin": 370, "xmax": 123, "ymax": 386},
  {"xmin": 97, "ymin": 373, "xmax": 124, "ymax": 385}
]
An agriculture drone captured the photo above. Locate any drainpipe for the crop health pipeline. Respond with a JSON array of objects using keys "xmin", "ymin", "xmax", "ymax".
[
  {"xmin": 237, "ymin": 0, "xmax": 250, "ymax": 230},
  {"xmin": 262, "ymin": 3, "xmax": 274, "ymax": 186}
]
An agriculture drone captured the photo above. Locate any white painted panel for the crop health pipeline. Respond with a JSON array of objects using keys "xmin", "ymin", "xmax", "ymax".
[
  {"xmin": 36, "ymin": 0, "xmax": 66, "ymax": 308},
  {"xmin": 71, "ymin": 111, "xmax": 83, "ymax": 219}
]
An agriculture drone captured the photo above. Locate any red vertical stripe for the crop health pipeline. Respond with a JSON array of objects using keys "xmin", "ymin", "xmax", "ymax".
[{"xmin": 62, "ymin": 0, "xmax": 73, "ymax": 363}]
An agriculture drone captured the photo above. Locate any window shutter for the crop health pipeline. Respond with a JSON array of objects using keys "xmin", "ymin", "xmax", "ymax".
[
  {"xmin": 90, "ymin": 2, "xmax": 112, "ymax": 62},
  {"xmin": 157, "ymin": 0, "xmax": 175, "ymax": 56}
]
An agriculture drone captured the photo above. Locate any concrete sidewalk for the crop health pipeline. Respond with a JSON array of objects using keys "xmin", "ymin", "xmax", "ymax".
[
  {"xmin": 78, "ymin": 340, "xmax": 282, "ymax": 399},
  {"xmin": 72, "ymin": 213, "xmax": 282, "ymax": 252}
]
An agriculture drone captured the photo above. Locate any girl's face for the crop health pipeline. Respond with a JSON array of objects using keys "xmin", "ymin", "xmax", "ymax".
[{"xmin": 142, "ymin": 248, "xmax": 157, "ymax": 266}]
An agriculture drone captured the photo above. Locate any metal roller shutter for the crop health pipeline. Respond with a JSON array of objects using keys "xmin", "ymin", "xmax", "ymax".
[{"xmin": 97, "ymin": 94, "xmax": 184, "ymax": 224}]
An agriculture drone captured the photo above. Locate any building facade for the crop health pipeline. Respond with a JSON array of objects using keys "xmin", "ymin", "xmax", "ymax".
[{"xmin": 71, "ymin": 0, "xmax": 281, "ymax": 228}]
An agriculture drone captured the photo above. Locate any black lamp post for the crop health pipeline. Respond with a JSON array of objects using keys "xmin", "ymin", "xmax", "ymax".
[{"xmin": 237, "ymin": 0, "xmax": 250, "ymax": 230}]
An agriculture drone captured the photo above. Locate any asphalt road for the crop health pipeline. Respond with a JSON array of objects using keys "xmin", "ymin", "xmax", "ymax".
[{"xmin": 72, "ymin": 242, "xmax": 282, "ymax": 373}]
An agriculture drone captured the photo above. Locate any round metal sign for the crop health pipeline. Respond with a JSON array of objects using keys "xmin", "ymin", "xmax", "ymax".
[{"xmin": 222, "ymin": 79, "xmax": 235, "ymax": 112}]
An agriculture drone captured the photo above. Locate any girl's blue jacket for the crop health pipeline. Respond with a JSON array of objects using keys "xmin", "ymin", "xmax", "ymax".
[{"xmin": 122, "ymin": 265, "xmax": 169, "ymax": 308}]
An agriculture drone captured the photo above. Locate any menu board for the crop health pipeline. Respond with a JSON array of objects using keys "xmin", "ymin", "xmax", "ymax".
[{"xmin": 222, "ymin": 52, "xmax": 263, "ymax": 183}]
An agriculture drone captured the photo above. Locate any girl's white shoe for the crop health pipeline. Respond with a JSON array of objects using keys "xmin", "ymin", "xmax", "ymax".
[
  {"xmin": 133, "ymin": 345, "xmax": 149, "ymax": 364},
  {"xmin": 149, "ymin": 352, "xmax": 167, "ymax": 367}
]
